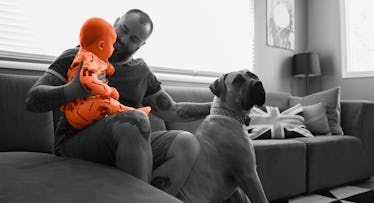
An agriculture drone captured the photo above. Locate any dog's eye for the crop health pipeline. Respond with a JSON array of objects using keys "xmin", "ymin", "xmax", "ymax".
[{"xmin": 232, "ymin": 74, "xmax": 245, "ymax": 86}]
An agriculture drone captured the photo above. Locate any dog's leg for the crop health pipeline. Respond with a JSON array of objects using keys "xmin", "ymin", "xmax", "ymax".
[
  {"xmin": 237, "ymin": 171, "xmax": 268, "ymax": 203},
  {"xmin": 237, "ymin": 142, "xmax": 268, "ymax": 203}
]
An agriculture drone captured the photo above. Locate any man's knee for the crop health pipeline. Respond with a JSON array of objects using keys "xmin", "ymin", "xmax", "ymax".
[
  {"xmin": 111, "ymin": 111, "xmax": 151, "ymax": 141},
  {"xmin": 171, "ymin": 132, "xmax": 200, "ymax": 163}
]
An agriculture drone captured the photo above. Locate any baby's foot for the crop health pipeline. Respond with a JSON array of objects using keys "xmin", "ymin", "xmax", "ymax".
[{"xmin": 138, "ymin": 106, "xmax": 151, "ymax": 115}]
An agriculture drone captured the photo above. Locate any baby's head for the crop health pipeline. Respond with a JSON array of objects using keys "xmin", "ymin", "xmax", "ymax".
[{"xmin": 79, "ymin": 17, "xmax": 117, "ymax": 61}]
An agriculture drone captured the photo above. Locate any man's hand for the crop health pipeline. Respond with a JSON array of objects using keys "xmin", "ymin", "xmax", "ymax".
[
  {"xmin": 97, "ymin": 74, "xmax": 107, "ymax": 83},
  {"xmin": 64, "ymin": 61, "xmax": 93, "ymax": 101},
  {"xmin": 143, "ymin": 88, "xmax": 211, "ymax": 122}
]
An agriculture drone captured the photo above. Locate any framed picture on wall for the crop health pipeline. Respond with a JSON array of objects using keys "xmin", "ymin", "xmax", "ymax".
[{"xmin": 267, "ymin": 0, "xmax": 295, "ymax": 50}]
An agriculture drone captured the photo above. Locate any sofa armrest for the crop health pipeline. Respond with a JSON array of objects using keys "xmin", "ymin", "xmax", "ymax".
[{"xmin": 341, "ymin": 100, "xmax": 374, "ymax": 174}]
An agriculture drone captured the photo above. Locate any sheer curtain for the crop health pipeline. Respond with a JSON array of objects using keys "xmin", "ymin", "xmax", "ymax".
[{"xmin": 0, "ymin": 0, "xmax": 254, "ymax": 76}]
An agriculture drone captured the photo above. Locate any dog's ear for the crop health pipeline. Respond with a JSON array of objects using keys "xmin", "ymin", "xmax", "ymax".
[{"xmin": 209, "ymin": 74, "xmax": 227, "ymax": 97}]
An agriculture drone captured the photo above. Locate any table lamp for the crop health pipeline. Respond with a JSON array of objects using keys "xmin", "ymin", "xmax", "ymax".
[{"xmin": 292, "ymin": 52, "xmax": 321, "ymax": 95}]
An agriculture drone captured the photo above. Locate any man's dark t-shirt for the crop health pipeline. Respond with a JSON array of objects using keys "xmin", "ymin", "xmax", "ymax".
[{"xmin": 47, "ymin": 47, "xmax": 162, "ymax": 148}]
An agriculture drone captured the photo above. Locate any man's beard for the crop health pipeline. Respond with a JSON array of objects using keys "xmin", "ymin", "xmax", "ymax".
[{"xmin": 110, "ymin": 46, "xmax": 137, "ymax": 64}]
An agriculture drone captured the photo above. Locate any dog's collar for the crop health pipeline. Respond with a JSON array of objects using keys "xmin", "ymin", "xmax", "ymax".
[{"xmin": 210, "ymin": 106, "xmax": 250, "ymax": 126}]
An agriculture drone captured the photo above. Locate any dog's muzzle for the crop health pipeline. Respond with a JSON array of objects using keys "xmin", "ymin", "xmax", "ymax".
[{"xmin": 243, "ymin": 80, "xmax": 265, "ymax": 110}]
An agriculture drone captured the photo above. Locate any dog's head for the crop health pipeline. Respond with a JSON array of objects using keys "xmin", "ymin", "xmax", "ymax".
[{"xmin": 209, "ymin": 69, "xmax": 265, "ymax": 111}]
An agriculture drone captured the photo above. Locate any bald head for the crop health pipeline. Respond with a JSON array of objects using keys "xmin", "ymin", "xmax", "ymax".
[
  {"xmin": 110, "ymin": 9, "xmax": 153, "ymax": 64},
  {"xmin": 124, "ymin": 9, "xmax": 153, "ymax": 35}
]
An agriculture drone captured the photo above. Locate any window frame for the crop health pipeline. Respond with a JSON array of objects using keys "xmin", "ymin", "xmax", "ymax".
[{"xmin": 341, "ymin": 0, "xmax": 374, "ymax": 78}]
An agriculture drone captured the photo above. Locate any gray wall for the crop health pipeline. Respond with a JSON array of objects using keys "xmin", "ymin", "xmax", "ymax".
[
  {"xmin": 253, "ymin": 0, "xmax": 308, "ymax": 96},
  {"xmin": 307, "ymin": 0, "xmax": 374, "ymax": 101}
]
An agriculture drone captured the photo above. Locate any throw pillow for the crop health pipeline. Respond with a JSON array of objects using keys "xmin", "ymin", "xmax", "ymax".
[
  {"xmin": 289, "ymin": 87, "xmax": 344, "ymax": 135},
  {"xmin": 246, "ymin": 104, "xmax": 313, "ymax": 139},
  {"xmin": 303, "ymin": 102, "xmax": 331, "ymax": 135}
]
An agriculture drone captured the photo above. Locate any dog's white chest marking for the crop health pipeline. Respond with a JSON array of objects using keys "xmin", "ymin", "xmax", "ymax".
[{"xmin": 242, "ymin": 124, "xmax": 249, "ymax": 136}]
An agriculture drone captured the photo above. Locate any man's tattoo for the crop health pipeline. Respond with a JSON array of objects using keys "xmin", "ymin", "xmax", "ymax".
[
  {"xmin": 144, "ymin": 91, "xmax": 211, "ymax": 121},
  {"xmin": 151, "ymin": 176, "xmax": 171, "ymax": 190},
  {"xmin": 154, "ymin": 93, "xmax": 172, "ymax": 111},
  {"xmin": 176, "ymin": 103, "xmax": 211, "ymax": 120},
  {"xmin": 112, "ymin": 111, "xmax": 151, "ymax": 140}
]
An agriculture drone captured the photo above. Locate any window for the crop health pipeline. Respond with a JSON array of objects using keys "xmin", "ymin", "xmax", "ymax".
[
  {"xmin": 341, "ymin": 0, "xmax": 374, "ymax": 78},
  {"xmin": 0, "ymin": 0, "xmax": 254, "ymax": 79}
]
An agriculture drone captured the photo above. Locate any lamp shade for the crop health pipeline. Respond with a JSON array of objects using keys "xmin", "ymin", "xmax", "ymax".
[{"xmin": 292, "ymin": 52, "xmax": 321, "ymax": 77}]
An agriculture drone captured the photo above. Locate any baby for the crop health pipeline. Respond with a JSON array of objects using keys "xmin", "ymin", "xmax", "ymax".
[{"xmin": 61, "ymin": 17, "xmax": 151, "ymax": 129}]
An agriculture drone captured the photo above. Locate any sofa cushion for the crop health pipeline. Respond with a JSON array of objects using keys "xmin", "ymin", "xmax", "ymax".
[
  {"xmin": 289, "ymin": 87, "xmax": 343, "ymax": 135},
  {"xmin": 247, "ymin": 104, "xmax": 313, "ymax": 139},
  {"xmin": 292, "ymin": 136, "xmax": 371, "ymax": 192},
  {"xmin": 0, "ymin": 74, "xmax": 54, "ymax": 153},
  {"xmin": 0, "ymin": 152, "xmax": 181, "ymax": 203},
  {"xmin": 253, "ymin": 139, "xmax": 306, "ymax": 200},
  {"xmin": 264, "ymin": 92, "xmax": 291, "ymax": 111},
  {"xmin": 302, "ymin": 102, "xmax": 331, "ymax": 135}
]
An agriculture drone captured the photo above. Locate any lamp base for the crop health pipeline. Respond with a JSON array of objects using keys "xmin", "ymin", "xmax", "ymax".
[{"xmin": 305, "ymin": 74, "xmax": 310, "ymax": 96}]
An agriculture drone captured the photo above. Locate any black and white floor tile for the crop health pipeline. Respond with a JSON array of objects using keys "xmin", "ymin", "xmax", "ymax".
[{"xmin": 272, "ymin": 177, "xmax": 374, "ymax": 203}]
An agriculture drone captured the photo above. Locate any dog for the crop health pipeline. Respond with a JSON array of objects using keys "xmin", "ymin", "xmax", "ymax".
[{"xmin": 177, "ymin": 69, "xmax": 268, "ymax": 203}]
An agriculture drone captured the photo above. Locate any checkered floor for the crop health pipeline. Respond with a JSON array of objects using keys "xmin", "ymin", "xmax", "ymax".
[{"xmin": 272, "ymin": 177, "xmax": 374, "ymax": 203}]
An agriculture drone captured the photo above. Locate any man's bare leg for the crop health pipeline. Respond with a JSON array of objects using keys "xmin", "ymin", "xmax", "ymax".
[{"xmin": 112, "ymin": 111, "xmax": 153, "ymax": 183}]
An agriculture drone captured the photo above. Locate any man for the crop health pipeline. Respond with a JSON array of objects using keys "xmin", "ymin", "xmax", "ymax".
[{"xmin": 25, "ymin": 9, "xmax": 210, "ymax": 196}]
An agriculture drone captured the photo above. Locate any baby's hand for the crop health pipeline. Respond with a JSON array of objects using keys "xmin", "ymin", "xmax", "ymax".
[{"xmin": 109, "ymin": 87, "xmax": 119, "ymax": 100}]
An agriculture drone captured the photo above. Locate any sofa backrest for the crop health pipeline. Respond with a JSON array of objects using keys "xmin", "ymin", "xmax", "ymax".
[
  {"xmin": 0, "ymin": 74, "xmax": 54, "ymax": 153},
  {"xmin": 264, "ymin": 92, "xmax": 291, "ymax": 111}
]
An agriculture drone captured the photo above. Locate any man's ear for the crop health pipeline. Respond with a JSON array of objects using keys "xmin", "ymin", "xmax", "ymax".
[
  {"xmin": 113, "ymin": 17, "xmax": 120, "ymax": 27},
  {"xmin": 209, "ymin": 74, "xmax": 227, "ymax": 97}
]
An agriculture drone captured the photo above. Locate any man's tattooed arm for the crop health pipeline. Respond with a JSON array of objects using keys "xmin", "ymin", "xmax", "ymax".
[
  {"xmin": 26, "ymin": 62, "xmax": 93, "ymax": 112},
  {"xmin": 25, "ymin": 72, "xmax": 68, "ymax": 112},
  {"xmin": 143, "ymin": 88, "xmax": 211, "ymax": 122}
]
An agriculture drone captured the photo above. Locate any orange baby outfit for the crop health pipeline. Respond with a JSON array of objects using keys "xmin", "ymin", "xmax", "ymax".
[{"xmin": 61, "ymin": 49, "xmax": 151, "ymax": 129}]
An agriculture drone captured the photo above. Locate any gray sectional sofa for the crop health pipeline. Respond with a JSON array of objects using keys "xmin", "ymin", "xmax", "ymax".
[{"xmin": 0, "ymin": 72, "xmax": 373, "ymax": 202}]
